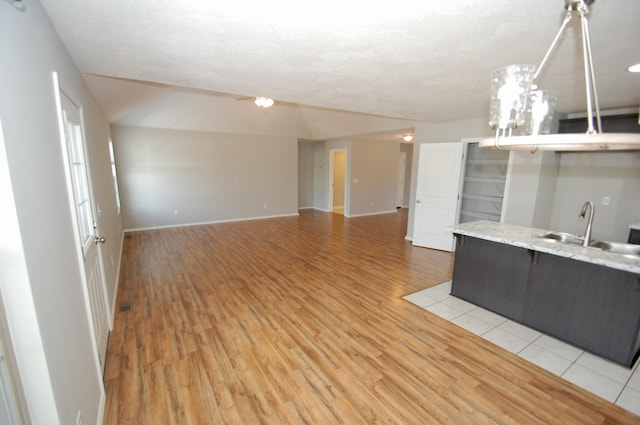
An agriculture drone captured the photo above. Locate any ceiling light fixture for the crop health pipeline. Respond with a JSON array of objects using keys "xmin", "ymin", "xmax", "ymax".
[
  {"xmin": 480, "ymin": 0, "xmax": 640, "ymax": 152},
  {"xmin": 403, "ymin": 134, "xmax": 414, "ymax": 142},
  {"xmin": 629, "ymin": 64, "xmax": 640, "ymax": 73},
  {"xmin": 254, "ymin": 97, "xmax": 274, "ymax": 108}
]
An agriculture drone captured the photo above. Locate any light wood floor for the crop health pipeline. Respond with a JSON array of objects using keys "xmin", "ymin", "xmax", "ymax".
[{"xmin": 103, "ymin": 209, "xmax": 640, "ymax": 424}]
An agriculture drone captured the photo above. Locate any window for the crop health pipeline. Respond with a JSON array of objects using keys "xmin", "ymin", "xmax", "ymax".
[
  {"xmin": 64, "ymin": 115, "xmax": 93, "ymax": 253},
  {"xmin": 108, "ymin": 138, "xmax": 121, "ymax": 214}
]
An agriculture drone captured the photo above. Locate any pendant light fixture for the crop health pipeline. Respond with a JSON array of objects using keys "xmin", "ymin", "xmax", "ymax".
[{"xmin": 480, "ymin": 0, "xmax": 640, "ymax": 151}]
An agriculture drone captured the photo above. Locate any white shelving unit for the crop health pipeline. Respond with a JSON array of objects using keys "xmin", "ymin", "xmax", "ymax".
[{"xmin": 459, "ymin": 142, "xmax": 509, "ymax": 224}]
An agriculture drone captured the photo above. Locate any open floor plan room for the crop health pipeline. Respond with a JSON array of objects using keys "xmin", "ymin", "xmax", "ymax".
[{"xmin": 103, "ymin": 209, "xmax": 640, "ymax": 424}]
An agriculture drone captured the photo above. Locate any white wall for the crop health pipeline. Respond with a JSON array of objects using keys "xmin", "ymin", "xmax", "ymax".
[
  {"xmin": 298, "ymin": 141, "xmax": 315, "ymax": 208},
  {"xmin": 112, "ymin": 125, "xmax": 299, "ymax": 230},
  {"xmin": 312, "ymin": 141, "xmax": 329, "ymax": 210},
  {"xmin": 309, "ymin": 137, "xmax": 400, "ymax": 216},
  {"xmin": 549, "ymin": 152, "xmax": 640, "ymax": 242},
  {"xmin": 400, "ymin": 143, "xmax": 413, "ymax": 207},
  {"xmin": 349, "ymin": 139, "xmax": 400, "ymax": 216},
  {"xmin": 0, "ymin": 1, "xmax": 123, "ymax": 424},
  {"xmin": 501, "ymin": 151, "xmax": 559, "ymax": 229}
]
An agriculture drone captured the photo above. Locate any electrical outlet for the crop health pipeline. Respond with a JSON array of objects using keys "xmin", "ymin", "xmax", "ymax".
[
  {"xmin": 173, "ymin": 209, "xmax": 180, "ymax": 216},
  {"xmin": 263, "ymin": 203, "xmax": 267, "ymax": 209},
  {"xmin": 601, "ymin": 196, "xmax": 610, "ymax": 206}
]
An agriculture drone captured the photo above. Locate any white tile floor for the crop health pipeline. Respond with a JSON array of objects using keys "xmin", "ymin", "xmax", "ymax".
[{"xmin": 403, "ymin": 281, "xmax": 640, "ymax": 417}]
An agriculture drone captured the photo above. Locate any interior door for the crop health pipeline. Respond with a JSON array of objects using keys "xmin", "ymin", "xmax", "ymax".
[
  {"xmin": 412, "ymin": 142, "xmax": 463, "ymax": 251},
  {"xmin": 58, "ymin": 90, "xmax": 110, "ymax": 368}
]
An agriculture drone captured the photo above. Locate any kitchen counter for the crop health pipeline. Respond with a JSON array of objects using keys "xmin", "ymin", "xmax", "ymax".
[
  {"xmin": 449, "ymin": 220, "xmax": 640, "ymax": 366},
  {"xmin": 450, "ymin": 220, "xmax": 640, "ymax": 275}
]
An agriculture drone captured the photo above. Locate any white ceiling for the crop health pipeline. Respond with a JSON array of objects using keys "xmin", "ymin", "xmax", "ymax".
[{"xmin": 40, "ymin": 0, "xmax": 640, "ymax": 134}]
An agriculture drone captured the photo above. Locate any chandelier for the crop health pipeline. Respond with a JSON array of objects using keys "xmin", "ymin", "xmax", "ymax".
[{"xmin": 479, "ymin": 0, "xmax": 640, "ymax": 151}]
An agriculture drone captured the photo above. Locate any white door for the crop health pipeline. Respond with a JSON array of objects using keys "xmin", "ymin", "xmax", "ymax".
[
  {"xmin": 397, "ymin": 152, "xmax": 407, "ymax": 207},
  {"xmin": 412, "ymin": 142, "xmax": 463, "ymax": 251},
  {"xmin": 58, "ymin": 90, "xmax": 110, "ymax": 368}
]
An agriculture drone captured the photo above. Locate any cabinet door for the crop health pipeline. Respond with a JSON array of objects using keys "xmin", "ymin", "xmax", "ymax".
[
  {"xmin": 525, "ymin": 252, "xmax": 640, "ymax": 366},
  {"xmin": 451, "ymin": 236, "xmax": 531, "ymax": 321}
]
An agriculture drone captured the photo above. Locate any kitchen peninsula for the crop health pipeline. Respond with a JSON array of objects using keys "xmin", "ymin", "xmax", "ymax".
[{"xmin": 449, "ymin": 220, "xmax": 640, "ymax": 367}]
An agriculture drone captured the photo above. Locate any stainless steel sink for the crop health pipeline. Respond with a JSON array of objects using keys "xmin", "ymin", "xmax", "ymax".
[
  {"xmin": 589, "ymin": 241, "xmax": 640, "ymax": 258},
  {"xmin": 536, "ymin": 232, "xmax": 640, "ymax": 259},
  {"xmin": 536, "ymin": 232, "xmax": 585, "ymax": 245}
]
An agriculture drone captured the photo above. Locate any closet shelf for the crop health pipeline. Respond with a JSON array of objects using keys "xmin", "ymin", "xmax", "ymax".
[
  {"xmin": 461, "ymin": 194, "xmax": 504, "ymax": 203},
  {"xmin": 460, "ymin": 210, "xmax": 501, "ymax": 221},
  {"xmin": 465, "ymin": 159, "xmax": 509, "ymax": 165},
  {"xmin": 464, "ymin": 176, "xmax": 506, "ymax": 184}
]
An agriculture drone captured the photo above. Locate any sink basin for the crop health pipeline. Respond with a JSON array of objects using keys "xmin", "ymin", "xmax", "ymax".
[
  {"xmin": 589, "ymin": 241, "xmax": 640, "ymax": 258},
  {"xmin": 536, "ymin": 232, "xmax": 640, "ymax": 258},
  {"xmin": 536, "ymin": 232, "xmax": 584, "ymax": 245}
]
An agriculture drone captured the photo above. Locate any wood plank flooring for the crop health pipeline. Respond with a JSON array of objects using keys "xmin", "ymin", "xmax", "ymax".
[{"xmin": 103, "ymin": 209, "xmax": 640, "ymax": 424}]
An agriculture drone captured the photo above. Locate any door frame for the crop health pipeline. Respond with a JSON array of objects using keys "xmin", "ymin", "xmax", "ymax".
[
  {"xmin": 328, "ymin": 149, "xmax": 348, "ymax": 215},
  {"xmin": 53, "ymin": 72, "xmax": 111, "ymax": 376},
  {"xmin": 397, "ymin": 151, "xmax": 407, "ymax": 208}
]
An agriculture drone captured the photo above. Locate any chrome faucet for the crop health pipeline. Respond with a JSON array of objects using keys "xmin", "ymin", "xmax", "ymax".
[{"xmin": 578, "ymin": 201, "xmax": 595, "ymax": 247}]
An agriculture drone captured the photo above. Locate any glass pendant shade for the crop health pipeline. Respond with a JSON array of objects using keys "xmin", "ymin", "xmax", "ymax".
[
  {"xmin": 489, "ymin": 64, "xmax": 537, "ymax": 130},
  {"xmin": 482, "ymin": 0, "xmax": 640, "ymax": 151},
  {"xmin": 522, "ymin": 90, "xmax": 558, "ymax": 135}
]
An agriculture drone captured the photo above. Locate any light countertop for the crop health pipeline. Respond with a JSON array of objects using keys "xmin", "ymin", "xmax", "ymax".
[{"xmin": 449, "ymin": 220, "xmax": 640, "ymax": 274}]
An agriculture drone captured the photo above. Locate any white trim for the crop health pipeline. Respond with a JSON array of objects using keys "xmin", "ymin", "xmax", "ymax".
[
  {"xmin": 52, "ymin": 72, "xmax": 106, "ymax": 418},
  {"xmin": 123, "ymin": 212, "xmax": 300, "ymax": 232},
  {"xmin": 347, "ymin": 209, "xmax": 398, "ymax": 218}
]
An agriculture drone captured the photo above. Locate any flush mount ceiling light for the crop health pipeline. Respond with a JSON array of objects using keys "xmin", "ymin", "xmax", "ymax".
[
  {"xmin": 254, "ymin": 97, "xmax": 274, "ymax": 108},
  {"xmin": 480, "ymin": 0, "xmax": 640, "ymax": 152},
  {"xmin": 403, "ymin": 134, "xmax": 414, "ymax": 142},
  {"xmin": 629, "ymin": 64, "xmax": 640, "ymax": 73}
]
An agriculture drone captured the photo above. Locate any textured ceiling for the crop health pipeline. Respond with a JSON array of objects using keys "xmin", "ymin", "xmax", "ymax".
[{"xmin": 40, "ymin": 0, "xmax": 640, "ymax": 127}]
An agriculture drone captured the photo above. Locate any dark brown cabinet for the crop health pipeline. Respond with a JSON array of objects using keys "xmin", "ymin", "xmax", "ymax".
[
  {"xmin": 525, "ymin": 252, "xmax": 640, "ymax": 366},
  {"xmin": 451, "ymin": 234, "xmax": 640, "ymax": 367},
  {"xmin": 451, "ymin": 236, "xmax": 530, "ymax": 321}
]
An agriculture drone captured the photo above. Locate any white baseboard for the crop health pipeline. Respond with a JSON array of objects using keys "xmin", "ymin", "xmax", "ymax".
[
  {"xmin": 124, "ymin": 212, "xmax": 300, "ymax": 232},
  {"xmin": 347, "ymin": 209, "xmax": 398, "ymax": 218},
  {"xmin": 109, "ymin": 231, "xmax": 125, "ymax": 329}
]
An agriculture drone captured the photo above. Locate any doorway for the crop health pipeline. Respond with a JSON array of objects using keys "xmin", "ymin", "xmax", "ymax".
[
  {"xmin": 329, "ymin": 149, "xmax": 347, "ymax": 215},
  {"xmin": 397, "ymin": 152, "xmax": 407, "ymax": 208}
]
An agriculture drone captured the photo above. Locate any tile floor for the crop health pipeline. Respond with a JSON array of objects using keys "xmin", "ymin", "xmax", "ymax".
[{"xmin": 404, "ymin": 281, "xmax": 640, "ymax": 417}]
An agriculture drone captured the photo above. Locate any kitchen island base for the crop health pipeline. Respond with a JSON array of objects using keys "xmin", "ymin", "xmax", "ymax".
[{"xmin": 451, "ymin": 234, "xmax": 640, "ymax": 367}]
